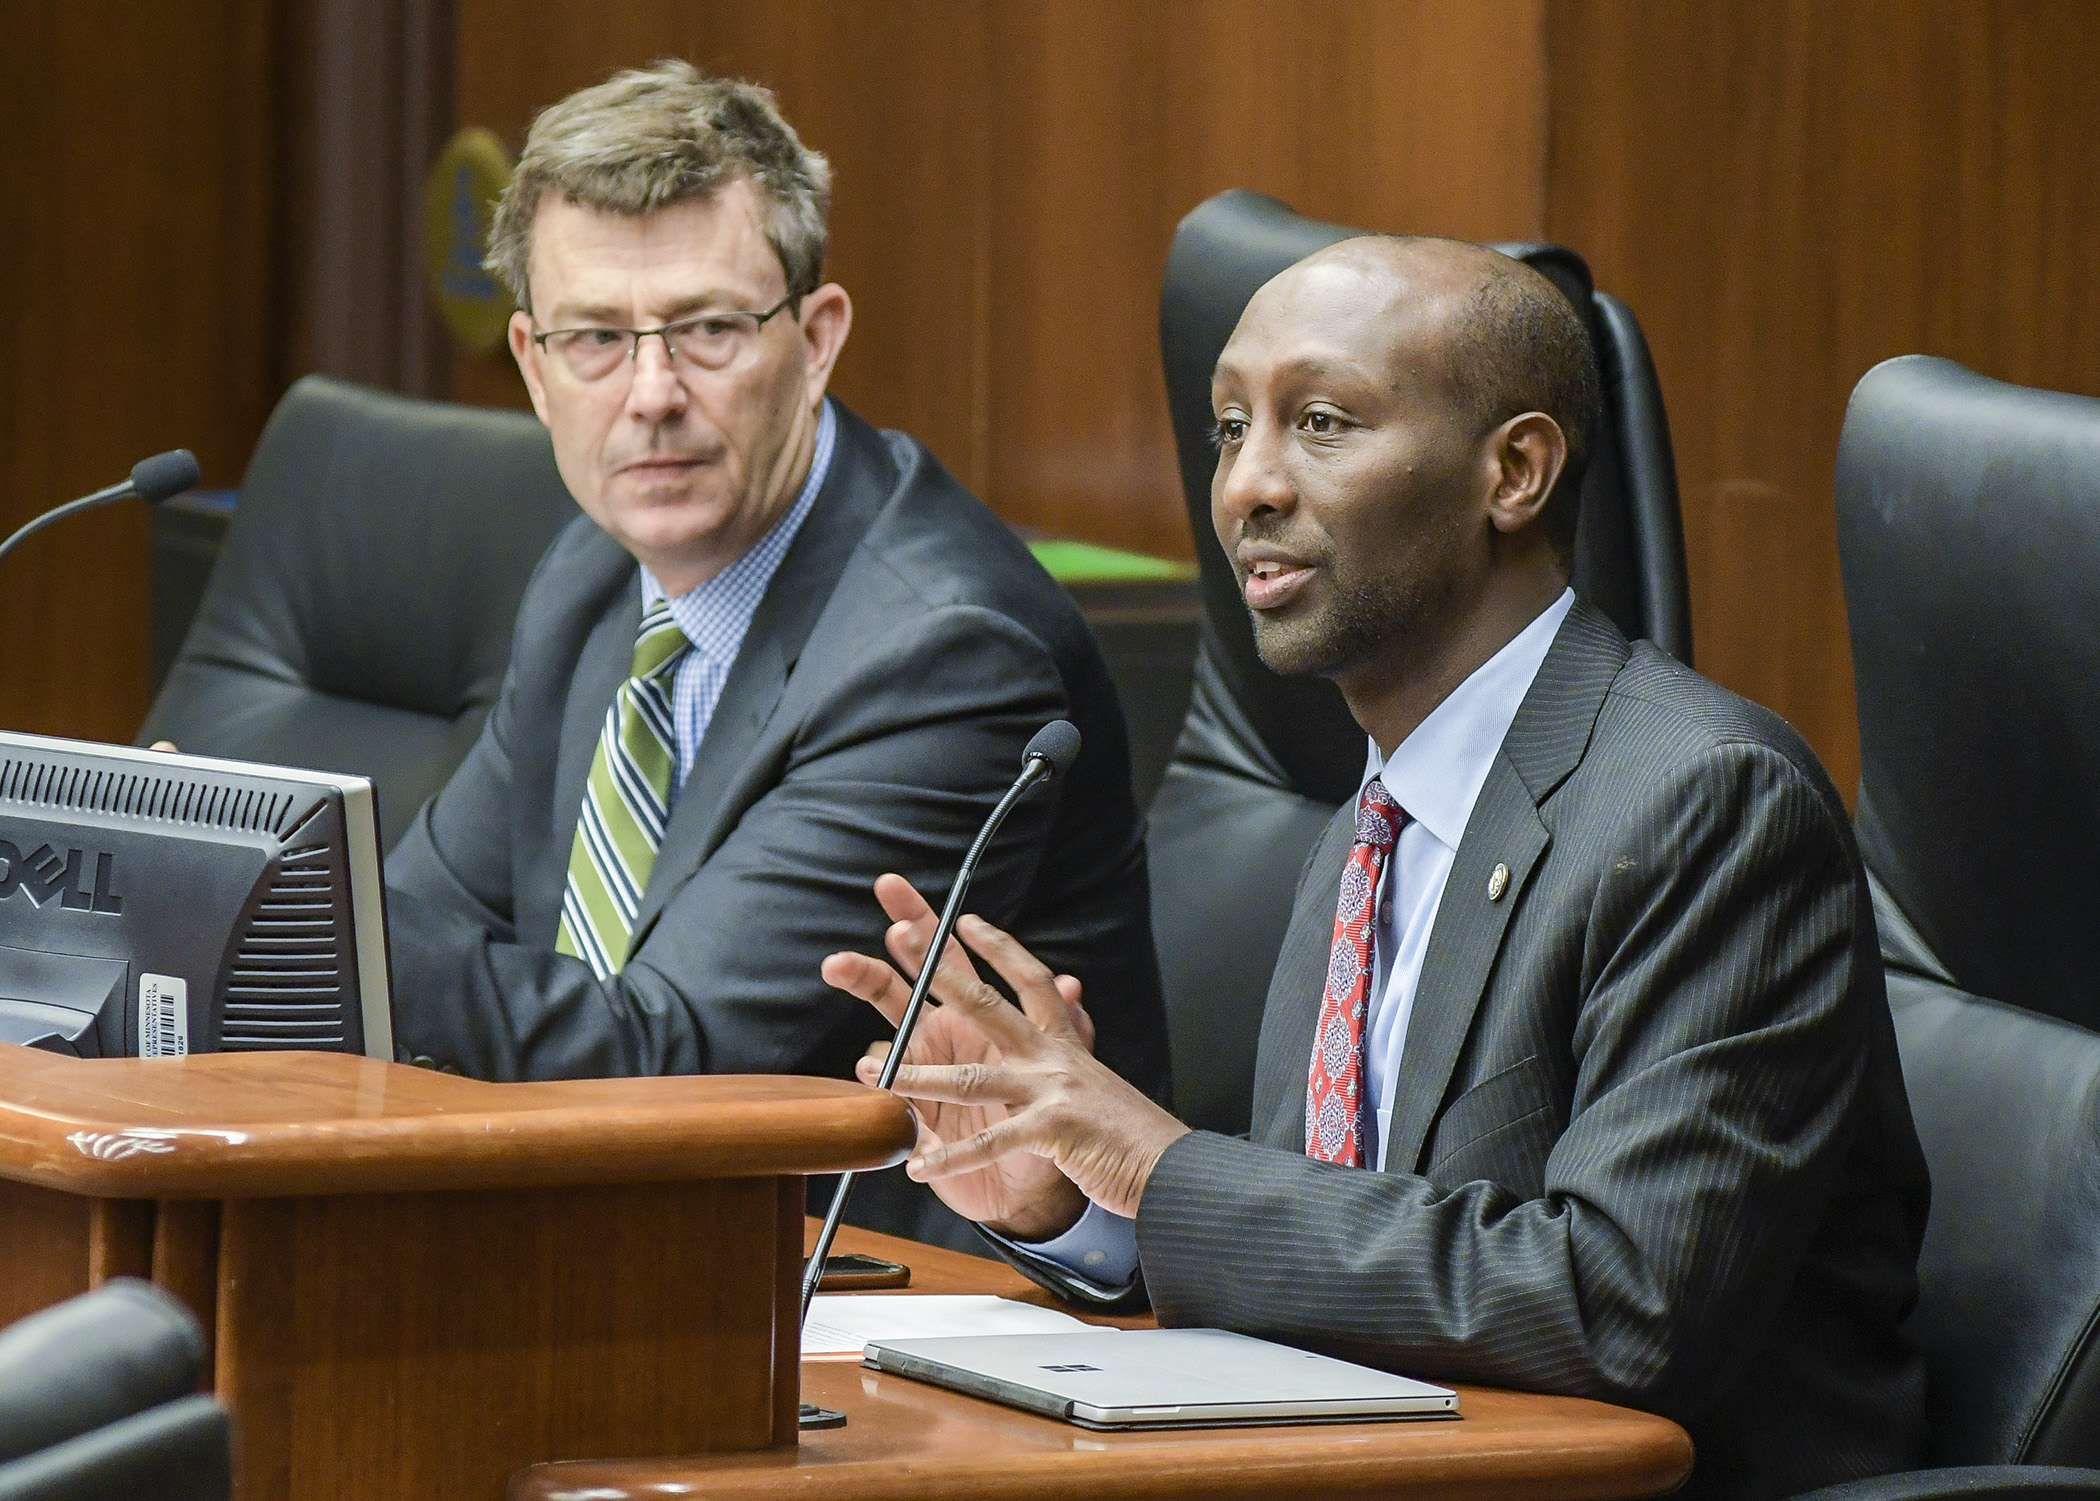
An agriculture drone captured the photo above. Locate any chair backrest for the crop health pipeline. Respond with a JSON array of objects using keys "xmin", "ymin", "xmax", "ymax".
[
  {"xmin": 0, "ymin": 1280, "xmax": 227, "ymax": 1501},
  {"xmin": 1839, "ymin": 354, "xmax": 2100, "ymax": 1467},
  {"xmin": 1149, "ymin": 190, "xmax": 1692, "ymax": 1134},
  {"xmin": 140, "ymin": 375, "xmax": 577, "ymax": 851}
]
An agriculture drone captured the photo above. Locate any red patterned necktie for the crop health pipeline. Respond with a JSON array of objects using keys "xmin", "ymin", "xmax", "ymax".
[{"xmin": 1306, "ymin": 776, "xmax": 1408, "ymax": 1167}]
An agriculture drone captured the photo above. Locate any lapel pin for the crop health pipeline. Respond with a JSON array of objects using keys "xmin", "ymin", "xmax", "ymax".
[{"xmin": 1487, "ymin": 862, "xmax": 1510, "ymax": 902}]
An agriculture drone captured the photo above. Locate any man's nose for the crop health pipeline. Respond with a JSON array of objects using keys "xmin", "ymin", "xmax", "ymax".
[
  {"xmin": 1214, "ymin": 417, "xmax": 1294, "ymax": 529},
  {"xmin": 624, "ymin": 335, "xmax": 687, "ymax": 423}
]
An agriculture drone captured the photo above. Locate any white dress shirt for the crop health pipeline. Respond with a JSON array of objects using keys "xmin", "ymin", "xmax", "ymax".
[
  {"xmin": 638, "ymin": 398, "xmax": 836, "ymax": 800},
  {"xmin": 1013, "ymin": 589, "xmax": 1577, "ymax": 1290}
]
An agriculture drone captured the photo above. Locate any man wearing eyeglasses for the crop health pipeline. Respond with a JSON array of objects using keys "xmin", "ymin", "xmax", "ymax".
[{"xmin": 383, "ymin": 61, "xmax": 1169, "ymax": 1247}]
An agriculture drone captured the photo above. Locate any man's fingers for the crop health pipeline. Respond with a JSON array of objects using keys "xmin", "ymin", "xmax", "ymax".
[
  {"xmin": 853, "ymin": 1042, "xmax": 892, "ymax": 1085},
  {"xmin": 954, "ymin": 914, "xmax": 1078, "ymax": 1038},
  {"xmin": 872, "ymin": 872, "xmax": 937, "ymax": 924},
  {"xmin": 906, "ymin": 1112, "xmax": 943, "ymax": 1158},
  {"xmin": 883, "ymin": 1061, "xmax": 1029, "ymax": 1107},
  {"xmin": 874, "ymin": 920, "xmax": 1046, "ymax": 1058},
  {"xmin": 871, "ymin": 872, "xmax": 973, "ymax": 984},
  {"xmin": 821, "ymin": 950, "xmax": 912, "ymax": 1026},
  {"xmin": 908, "ymin": 1115, "xmax": 1035, "ymax": 1183},
  {"xmin": 1056, "ymin": 975, "xmax": 1097, "ymax": 1051},
  {"xmin": 883, "ymin": 912, "xmax": 980, "ymax": 994}
]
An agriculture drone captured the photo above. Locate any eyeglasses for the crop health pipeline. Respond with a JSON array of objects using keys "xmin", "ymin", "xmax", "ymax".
[{"xmin": 530, "ymin": 296, "xmax": 797, "ymax": 382}]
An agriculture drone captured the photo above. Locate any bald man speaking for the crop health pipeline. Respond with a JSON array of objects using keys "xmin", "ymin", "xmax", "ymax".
[{"xmin": 824, "ymin": 237, "xmax": 1930, "ymax": 1500}]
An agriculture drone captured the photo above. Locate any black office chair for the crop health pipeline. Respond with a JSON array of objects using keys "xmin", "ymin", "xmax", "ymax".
[
  {"xmin": 140, "ymin": 375, "xmax": 578, "ymax": 852},
  {"xmin": 1792, "ymin": 356, "xmax": 2100, "ymax": 1501},
  {"xmin": 1148, "ymin": 189, "xmax": 1692, "ymax": 1134},
  {"xmin": 0, "ymin": 1280, "xmax": 227, "ymax": 1501}
]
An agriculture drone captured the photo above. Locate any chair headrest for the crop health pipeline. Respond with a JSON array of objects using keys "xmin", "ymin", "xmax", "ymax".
[
  {"xmin": 1840, "ymin": 355, "xmax": 2100, "ymax": 1029},
  {"xmin": 202, "ymin": 374, "xmax": 577, "ymax": 721}
]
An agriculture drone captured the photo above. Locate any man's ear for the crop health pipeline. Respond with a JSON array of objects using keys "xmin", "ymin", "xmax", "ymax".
[
  {"xmin": 796, "ymin": 283, "xmax": 854, "ymax": 407},
  {"xmin": 509, "ymin": 310, "xmax": 553, "ymax": 427},
  {"xmin": 1485, "ymin": 411, "xmax": 1568, "ymax": 536}
]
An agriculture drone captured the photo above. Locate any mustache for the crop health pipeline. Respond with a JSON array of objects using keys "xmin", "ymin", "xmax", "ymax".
[{"xmin": 1232, "ymin": 516, "xmax": 1326, "ymax": 563}]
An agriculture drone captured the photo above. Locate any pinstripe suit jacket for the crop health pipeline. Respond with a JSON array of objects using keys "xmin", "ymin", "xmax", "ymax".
[{"xmin": 1073, "ymin": 603, "xmax": 1927, "ymax": 1500}]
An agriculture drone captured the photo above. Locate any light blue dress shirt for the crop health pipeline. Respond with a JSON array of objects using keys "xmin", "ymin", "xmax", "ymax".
[
  {"xmin": 1011, "ymin": 589, "xmax": 1577, "ymax": 1294},
  {"xmin": 638, "ymin": 399, "xmax": 835, "ymax": 800}
]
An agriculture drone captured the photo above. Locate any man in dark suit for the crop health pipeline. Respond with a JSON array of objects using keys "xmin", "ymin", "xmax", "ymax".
[
  {"xmin": 382, "ymin": 61, "xmax": 1168, "ymax": 1243},
  {"xmin": 823, "ymin": 235, "xmax": 1929, "ymax": 1497}
]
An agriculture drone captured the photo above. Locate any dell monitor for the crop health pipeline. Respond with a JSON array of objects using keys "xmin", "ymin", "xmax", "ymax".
[{"xmin": 0, "ymin": 732, "xmax": 391, "ymax": 1059}]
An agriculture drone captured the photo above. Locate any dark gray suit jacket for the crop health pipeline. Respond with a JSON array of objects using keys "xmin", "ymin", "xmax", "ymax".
[
  {"xmin": 1026, "ymin": 602, "xmax": 1929, "ymax": 1501},
  {"xmin": 384, "ymin": 402, "xmax": 1169, "ymax": 1134}
]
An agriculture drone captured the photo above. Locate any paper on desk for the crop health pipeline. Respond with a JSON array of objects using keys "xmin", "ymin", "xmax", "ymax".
[{"xmin": 803, "ymin": 1294, "xmax": 1112, "ymax": 1356}]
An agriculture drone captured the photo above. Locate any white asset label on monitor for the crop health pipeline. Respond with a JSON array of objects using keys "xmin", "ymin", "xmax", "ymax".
[{"xmin": 139, "ymin": 975, "xmax": 190, "ymax": 1058}]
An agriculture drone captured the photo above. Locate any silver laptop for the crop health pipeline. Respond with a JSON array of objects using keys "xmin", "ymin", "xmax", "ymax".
[{"xmin": 864, "ymin": 1327, "xmax": 1458, "ymax": 1430}]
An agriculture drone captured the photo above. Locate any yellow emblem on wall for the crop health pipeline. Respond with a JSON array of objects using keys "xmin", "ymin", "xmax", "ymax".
[{"xmin": 424, "ymin": 127, "xmax": 515, "ymax": 355}]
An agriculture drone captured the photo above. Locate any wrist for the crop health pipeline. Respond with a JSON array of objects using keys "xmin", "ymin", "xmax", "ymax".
[{"xmin": 985, "ymin": 1175, "xmax": 1089, "ymax": 1243}]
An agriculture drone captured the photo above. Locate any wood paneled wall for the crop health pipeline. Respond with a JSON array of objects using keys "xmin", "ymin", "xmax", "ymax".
[
  {"xmin": 0, "ymin": 2, "xmax": 278, "ymax": 742},
  {"xmin": 451, "ymin": 0, "xmax": 1546, "ymax": 560},
  {"xmin": 9, "ymin": 0, "xmax": 2100, "ymax": 791},
  {"xmin": 1544, "ymin": 0, "xmax": 2100, "ymax": 795},
  {"xmin": 447, "ymin": 0, "xmax": 2100, "ymax": 791}
]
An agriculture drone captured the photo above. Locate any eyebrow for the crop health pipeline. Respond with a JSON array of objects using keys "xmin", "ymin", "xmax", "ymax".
[
  {"xmin": 543, "ymin": 291, "xmax": 754, "ymax": 327},
  {"xmin": 1213, "ymin": 349, "xmax": 1380, "ymax": 395}
]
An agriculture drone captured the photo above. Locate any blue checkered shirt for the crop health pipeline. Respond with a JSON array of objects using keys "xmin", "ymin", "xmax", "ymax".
[{"xmin": 639, "ymin": 399, "xmax": 836, "ymax": 801}]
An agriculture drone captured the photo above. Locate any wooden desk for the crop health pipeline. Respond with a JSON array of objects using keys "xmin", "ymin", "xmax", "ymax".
[
  {"xmin": 0, "ymin": 1047, "xmax": 915, "ymax": 1501},
  {"xmin": 515, "ymin": 1223, "xmax": 1695, "ymax": 1501}
]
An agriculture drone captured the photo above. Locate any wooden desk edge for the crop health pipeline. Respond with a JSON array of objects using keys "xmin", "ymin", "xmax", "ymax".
[
  {"xmin": 511, "ymin": 1224, "xmax": 1696, "ymax": 1501},
  {"xmin": 0, "ymin": 1050, "xmax": 916, "ymax": 1196},
  {"xmin": 517, "ymin": 1413, "xmax": 1693, "ymax": 1501}
]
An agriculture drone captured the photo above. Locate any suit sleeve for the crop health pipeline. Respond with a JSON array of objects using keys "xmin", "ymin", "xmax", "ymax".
[
  {"xmin": 1133, "ymin": 740, "xmax": 1875, "ymax": 1419},
  {"xmin": 385, "ymin": 670, "xmax": 526, "ymax": 956},
  {"xmin": 386, "ymin": 602, "xmax": 1102, "ymax": 1085}
]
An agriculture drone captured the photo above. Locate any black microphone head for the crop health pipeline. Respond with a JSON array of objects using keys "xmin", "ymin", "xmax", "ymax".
[
  {"xmin": 1022, "ymin": 720, "xmax": 1082, "ymax": 779},
  {"xmin": 129, "ymin": 450, "xmax": 200, "ymax": 505}
]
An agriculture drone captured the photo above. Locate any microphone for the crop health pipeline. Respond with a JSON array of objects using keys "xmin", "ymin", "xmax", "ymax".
[
  {"xmin": 0, "ymin": 450, "xmax": 200, "ymax": 572},
  {"xmin": 801, "ymin": 721, "xmax": 1083, "ymax": 1330}
]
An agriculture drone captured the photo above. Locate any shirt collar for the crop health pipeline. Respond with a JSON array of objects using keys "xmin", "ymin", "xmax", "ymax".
[
  {"xmin": 638, "ymin": 397, "xmax": 836, "ymax": 636},
  {"xmin": 1364, "ymin": 588, "xmax": 1575, "ymax": 852}
]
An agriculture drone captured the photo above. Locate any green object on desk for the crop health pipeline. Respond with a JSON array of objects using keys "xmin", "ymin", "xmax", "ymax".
[{"xmin": 1027, "ymin": 539, "xmax": 1196, "ymax": 583}]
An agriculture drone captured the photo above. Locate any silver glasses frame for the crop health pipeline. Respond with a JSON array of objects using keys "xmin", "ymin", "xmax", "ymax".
[{"xmin": 530, "ymin": 295, "xmax": 798, "ymax": 379}]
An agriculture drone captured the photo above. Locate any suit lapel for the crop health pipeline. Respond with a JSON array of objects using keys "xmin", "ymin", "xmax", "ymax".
[
  {"xmin": 1379, "ymin": 763, "xmax": 1548, "ymax": 1172},
  {"xmin": 627, "ymin": 404, "xmax": 897, "ymax": 943},
  {"xmin": 1381, "ymin": 599, "xmax": 1627, "ymax": 1173}
]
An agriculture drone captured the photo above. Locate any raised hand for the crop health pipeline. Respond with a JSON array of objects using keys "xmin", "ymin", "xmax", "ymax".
[
  {"xmin": 820, "ymin": 873, "xmax": 1188, "ymax": 1241},
  {"xmin": 821, "ymin": 875, "xmax": 1087, "ymax": 1237}
]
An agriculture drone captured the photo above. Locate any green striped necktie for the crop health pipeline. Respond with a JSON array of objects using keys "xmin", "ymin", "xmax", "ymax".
[{"xmin": 556, "ymin": 602, "xmax": 692, "ymax": 977}]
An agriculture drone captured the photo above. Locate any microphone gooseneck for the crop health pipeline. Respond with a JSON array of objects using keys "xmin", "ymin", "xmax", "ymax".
[
  {"xmin": 800, "ymin": 720, "xmax": 1083, "ymax": 1328},
  {"xmin": 0, "ymin": 450, "xmax": 199, "ymax": 573}
]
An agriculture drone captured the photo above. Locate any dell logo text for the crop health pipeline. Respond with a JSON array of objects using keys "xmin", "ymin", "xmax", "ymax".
[{"xmin": 0, "ymin": 842, "xmax": 124, "ymax": 914}]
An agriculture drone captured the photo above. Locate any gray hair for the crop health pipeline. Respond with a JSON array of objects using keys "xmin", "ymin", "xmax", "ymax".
[{"xmin": 485, "ymin": 59, "xmax": 832, "ymax": 313}]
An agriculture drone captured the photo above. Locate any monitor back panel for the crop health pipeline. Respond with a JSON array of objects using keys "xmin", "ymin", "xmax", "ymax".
[{"xmin": 0, "ymin": 733, "xmax": 391, "ymax": 1059}]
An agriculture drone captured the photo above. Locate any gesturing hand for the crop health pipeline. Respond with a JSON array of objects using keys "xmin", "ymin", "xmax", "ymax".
[
  {"xmin": 821, "ymin": 877, "xmax": 1084, "ymax": 1236},
  {"xmin": 820, "ymin": 874, "xmax": 1188, "ymax": 1241}
]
